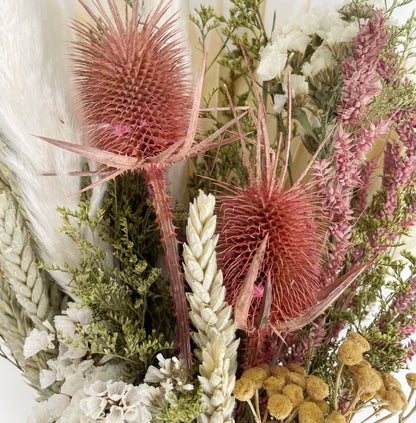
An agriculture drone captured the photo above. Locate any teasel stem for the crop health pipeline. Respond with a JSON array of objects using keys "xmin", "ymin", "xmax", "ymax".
[{"xmin": 145, "ymin": 165, "xmax": 192, "ymax": 368}]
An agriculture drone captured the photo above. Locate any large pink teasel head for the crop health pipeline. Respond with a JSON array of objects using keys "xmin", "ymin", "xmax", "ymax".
[
  {"xmin": 72, "ymin": 0, "xmax": 192, "ymax": 160},
  {"xmin": 217, "ymin": 177, "xmax": 326, "ymax": 329}
]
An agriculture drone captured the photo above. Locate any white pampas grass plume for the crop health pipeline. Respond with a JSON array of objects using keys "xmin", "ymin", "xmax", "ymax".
[
  {"xmin": 0, "ymin": 0, "xmax": 106, "ymax": 293},
  {"xmin": 184, "ymin": 190, "xmax": 239, "ymax": 423}
]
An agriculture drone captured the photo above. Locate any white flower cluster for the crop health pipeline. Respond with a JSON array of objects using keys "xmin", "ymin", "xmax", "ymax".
[
  {"xmin": 256, "ymin": 5, "xmax": 361, "ymax": 113},
  {"xmin": 144, "ymin": 353, "xmax": 194, "ymax": 407},
  {"xmin": 26, "ymin": 302, "xmax": 154, "ymax": 423},
  {"xmin": 79, "ymin": 380, "xmax": 152, "ymax": 423}
]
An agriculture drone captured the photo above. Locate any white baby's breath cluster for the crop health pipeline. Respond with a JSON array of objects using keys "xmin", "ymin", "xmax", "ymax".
[
  {"xmin": 257, "ymin": 5, "xmax": 360, "ymax": 113},
  {"xmin": 183, "ymin": 190, "xmax": 239, "ymax": 423}
]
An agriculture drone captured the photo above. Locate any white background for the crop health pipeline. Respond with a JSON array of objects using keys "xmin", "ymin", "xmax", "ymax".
[{"xmin": 0, "ymin": 0, "xmax": 415, "ymax": 422}]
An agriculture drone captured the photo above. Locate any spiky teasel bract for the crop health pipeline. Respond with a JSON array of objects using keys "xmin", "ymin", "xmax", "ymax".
[{"xmin": 72, "ymin": 0, "xmax": 192, "ymax": 160}]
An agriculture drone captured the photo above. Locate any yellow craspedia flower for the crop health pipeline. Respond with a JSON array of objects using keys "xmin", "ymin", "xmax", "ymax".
[
  {"xmin": 289, "ymin": 363, "xmax": 306, "ymax": 376},
  {"xmin": 282, "ymin": 383, "xmax": 304, "ymax": 406},
  {"xmin": 268, "ymin": 394, "xmax": 293, "ymax": 419},
  {"xmin": 233, "ymin": 377, "xmax": 255, "ymax": 401},
  {"xmin": 298, "ymin": 401, "xmax": 324, "ymax": 423},
  {"xmin": 360, "ymin": 391, "xmax": 375, "ymax": 401},
  {"xmin": 406, "ymin": 373, "xmax": 416, "ymax": 389},
  {"xmin": 383, "ymin": 387, "xmax": 407, "ymax": 413},
  {"xmin": 258, "ymin": 363, "xmax": 272, "ymax": 377},
  {"xmin": 354, "ymin": 367, "xmax": 383, "ymax": 394},
  {"xmin": 306, "ymin": 375, "xmax": 329, "ymax": 400},
  {"xmin": 347, "ymin": 332, "xmax": 370, "ymax": 353},
  {"xmin": 338, "ymin": 339, "xmax": 362, "ymax": 365},
  {"xmin": 241, "ymin": 366, "xmax": 269, "ymax": 389},
  {"xmin": 348, "ymin": 360, "xmax": 371, "ymax": 376},
  {"xmin": 382, "ymin": 373, "xmax": 402, "ymax": 391},
  {"xmin": 286, "ymin": 371, "xmax": 306, "ymax": 388},
  {"xmin": 325, "ymin": 411, "xmax": 346, "ymax": 423},
  {"xmin": 263, "ymin": 376, "xmax": 285, "ymax": 395},
  {"xmin": 313, "ymin": 399, "xmax": 330, "ymax": 414},
  {"xmin": 271, "ymin": 365, "xmax": 290, "ymax": 379}
]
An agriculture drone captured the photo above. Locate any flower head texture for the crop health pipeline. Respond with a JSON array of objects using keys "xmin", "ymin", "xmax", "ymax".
[
  {"xmin": 72, "ymin": 0, "xmax": 192, "ymax": 160},
  {"xmin": 217, "ymin": 179, "xmax": 325, "ymax": 326}
]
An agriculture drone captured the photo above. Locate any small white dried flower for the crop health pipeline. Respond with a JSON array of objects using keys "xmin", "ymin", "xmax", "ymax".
[
  {"xmin": 302, "ymin": 46, "xmax": 335, "ymax": 78},
  {"xmin": 290, "ymin": 74, "xmax": 309, "ymax": 97},
  {"xmin": 257, "ymin": 44, "xmax": 287, "ymax": 81},
  {"xmin": 79, "ymin": 395, "xmax": 107, "ymax": 419},
  {"xmin": 273, "ymin": 93, "xmax": 288, "ymax": 114},
  {"xmin": 23, "ymin": 328, "xmax": 55, "ymax": 358}
]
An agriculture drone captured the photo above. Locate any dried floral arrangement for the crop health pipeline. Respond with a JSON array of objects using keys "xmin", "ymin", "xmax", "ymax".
[{"xmin": 1, "ymin": 0, "xmax": 416, "ymax": 422}]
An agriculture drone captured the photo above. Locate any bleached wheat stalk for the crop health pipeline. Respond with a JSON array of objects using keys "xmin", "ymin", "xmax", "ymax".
[
  {"xmin": 0, "ymin": 271, "xmax": 55, "ymax": 398},
  {"xmin": 0, "ymin": 0, "xmax": 106, "ymax": 293},
  {"xmin": 183, "ymin": 191, "xmax": 239, "ymax": 423},
  {"xmin": 0, "ymin": 181, "xmax": 58, "ymax": 327}
]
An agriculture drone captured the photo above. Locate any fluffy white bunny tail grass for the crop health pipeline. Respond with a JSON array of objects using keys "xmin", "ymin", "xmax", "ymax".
[
  {"xmin": 184, "ymin": 190, "xmax": 239, "ymax": 423},
  {"xmin": 0, "ymin": 0, "xmax": 105, "ymax": 294}
]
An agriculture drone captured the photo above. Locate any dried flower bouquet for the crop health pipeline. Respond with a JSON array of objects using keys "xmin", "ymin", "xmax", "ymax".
[{"xmin": 1, "ymin": 0, "xmax": 416, "ymax": 422}]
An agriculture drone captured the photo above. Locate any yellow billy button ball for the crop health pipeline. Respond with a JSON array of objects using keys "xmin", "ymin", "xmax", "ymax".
[
  {"xmin": 383, "ymin": 387, "xmax": 407, "ymax": 413},
  {"xmin": 312, "ymin": 399, "xmax": 330, "ymax": 415},
  {"xmin": 282, "ymin": 383, "xmax": 304, "ymax": 406},
  {"xmin": 267, "ymin": 394, "xmax": 293, "ymax": 420},
  {"xmin": 258, "ymin": 363, "xmax": 272, "ymax": 377},
  {"xmin": 286, "ymin": 371, "xmax": 307, "ymax": 389},
  {"xmin": 338, "ymin": 339, "xmax": 363, "ymax": 366},
  {"xmin": 306, "ymin": 375, "xmax": 329, "ymax": 400},
  {"xmin": 289, "ymin": 363, "xmax": 306, "ymax": 376},
  {"xmin": 263, "ymin": 376, "xmax": 285, "ymax": 396},
  {"xmin": 354, "ymin": 367, "xmax": 383, "ymax": 394},
  {"xmin": 406, "ymin": 373, "xmax": 416, "ymax": 389},
  {"xmin": 347, "ymin": 332, "xmax": 370, "ymax": 353},
  {"xmin": 233, "ymin": 378, "xmax": 256, "ymax": 401},
  {"xmin": 382, "ymin": 374, "xmax": 402, "ymax": 391},
  {"xmin": 241, "ymin": 366, "xmax": 269, "ymax": 389},
  {"xmin": 298, "ymin": 401, "xmax": 324, "ymax": 423},
  {"xmin": 271, "ymin": 365, "xmax": 290, "ymax": 379},
  {"xmin": 325, "ymin": 411, "xmax": 346, "ymax": 423}
]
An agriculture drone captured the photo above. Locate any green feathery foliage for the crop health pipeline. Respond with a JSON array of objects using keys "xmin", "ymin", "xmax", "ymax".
[
  {"xmin": 43, "ymin": 174, "xmax": 174, "ymax": 380},
  {"xmin": 189, "ymin": 0, "xmax": 268, "ymax": 196},
  {"xmin": 152, "ymin": 385, "xmax": 205, "ymax": 423}
]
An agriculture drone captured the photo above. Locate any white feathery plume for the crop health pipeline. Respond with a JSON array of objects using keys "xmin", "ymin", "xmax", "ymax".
[
  {"xmin": 183, "ymin": 190, "xmax": 239, "ymax": 423},
  {"xmin": 0, "ymin": 0, "xmax": 106, "ymax": 293}
]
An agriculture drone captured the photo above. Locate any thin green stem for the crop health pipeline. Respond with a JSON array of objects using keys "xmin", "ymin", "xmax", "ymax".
[{"xmin": 334, "ymin": 362, "xmax": 345, "ymax": 411}]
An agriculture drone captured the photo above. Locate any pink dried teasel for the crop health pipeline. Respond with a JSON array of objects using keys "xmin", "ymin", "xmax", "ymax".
[
  {"xmin": 71, "ymin": 0, "xmax": 192, "ymax": 160},
  {"xmin": 37, "ymin": 0, "xmax": 247, "ymax": 368},
  {"xmin": 215, "ymin": 57, "xmax": 368, "ymax": 367}
]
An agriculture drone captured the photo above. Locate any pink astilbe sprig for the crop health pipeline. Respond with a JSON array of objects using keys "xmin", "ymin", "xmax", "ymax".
[{"xmin": 36, "ymin": 0, "xmax": 247, "ymax": 368}]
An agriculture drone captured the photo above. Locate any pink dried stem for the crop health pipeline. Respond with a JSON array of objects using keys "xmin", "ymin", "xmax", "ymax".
[{"xmin": 145, "ymin": 166, "xmax": 191, "ymax": 366}]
